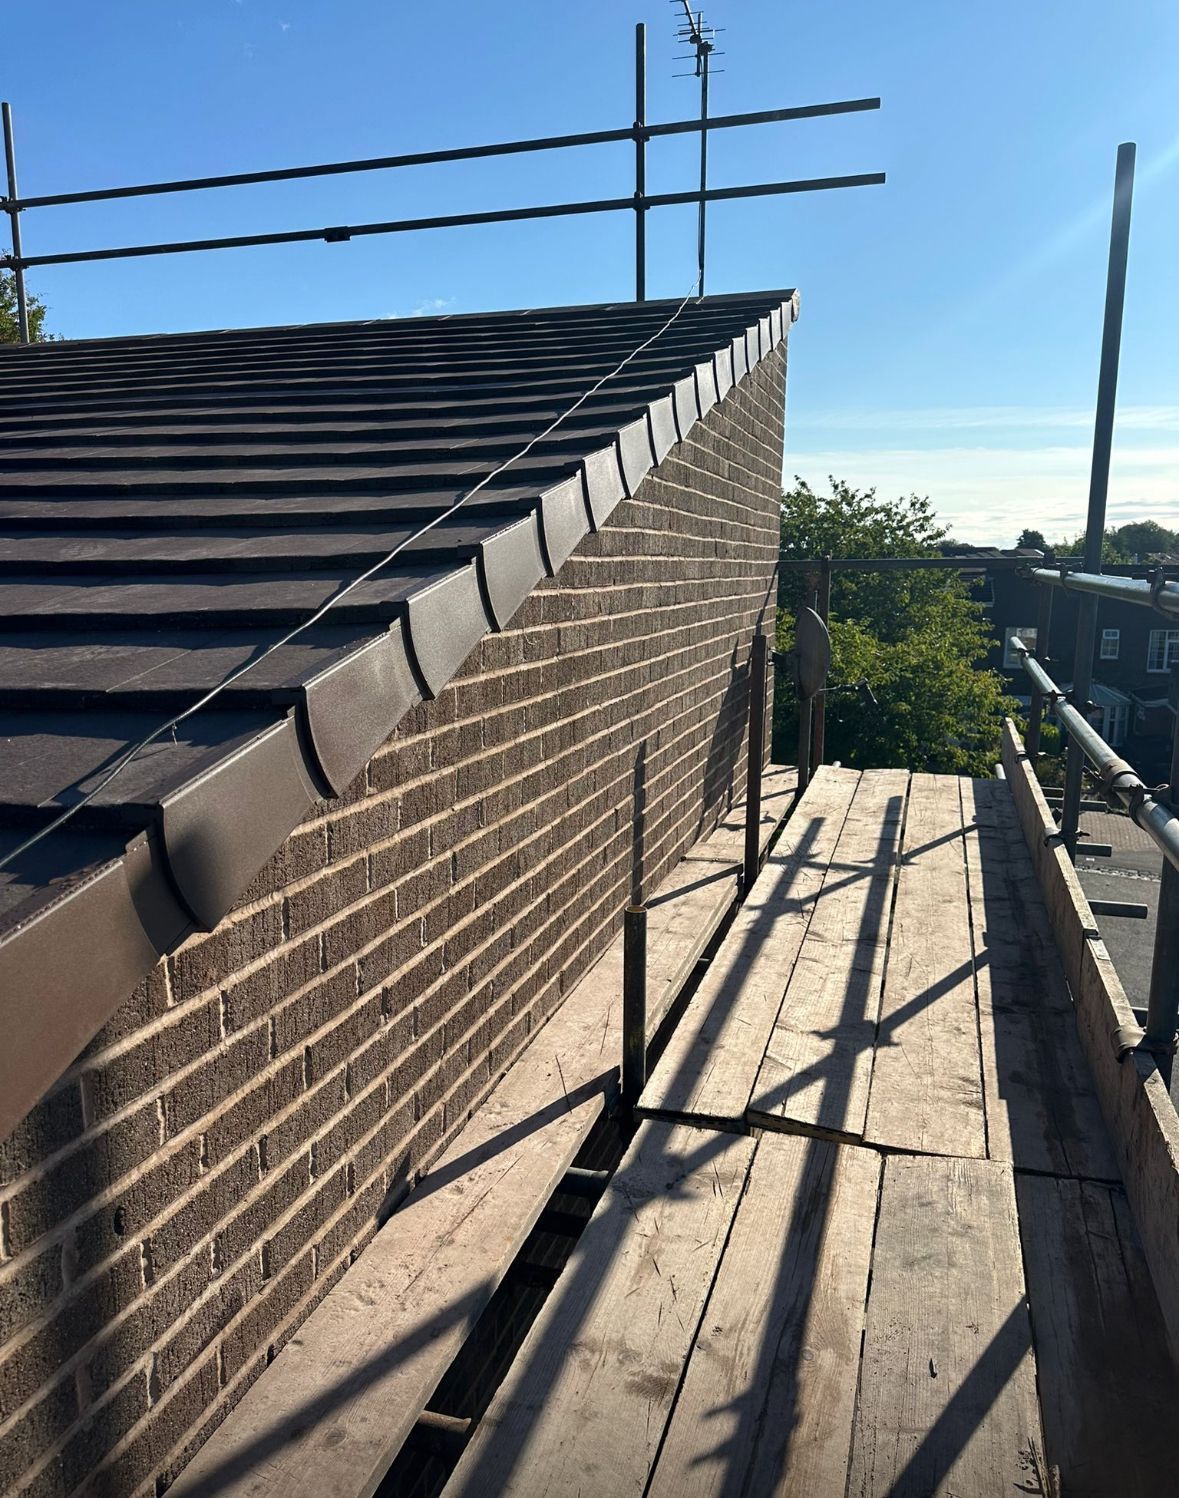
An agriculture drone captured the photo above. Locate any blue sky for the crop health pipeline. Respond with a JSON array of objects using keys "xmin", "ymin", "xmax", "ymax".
[{"xmin": 4, "ymin": 1, "xmax": 1177, "ymax": 544}]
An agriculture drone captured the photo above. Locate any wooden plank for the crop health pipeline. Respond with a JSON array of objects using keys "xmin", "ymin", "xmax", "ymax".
[
  {"xmin": 170, "ymin": 1002, "xmax": 614, "ymax": 1498},
  {"xmin": 648, "ymin": 766, "xmax": 799, "ymax": 1023},
  {"xmin": 443, "ymin": 1121, "xmax": 756, "ymax": 1498},
  {"xmin": 1002, "ymin": 718, "xmax": 1179, "ymax": 1365},
  {"xmin": 1000, "ymin": 721, "xmax": 1094, "ymax": 990},
  {"xmin": 648, "ymin": 1134, "xmax": 880, "ymax": 1498},
  {"xmin": 749, "ymin": 770, "xmax": 907, "ymax": 1141},
  {"xmin": 695, "ymin": 763, "xmax": 799, "ymax": 867},
  {"xmin": 645, "ymin": 864, "xmax": 738, "ymax": 1028},
  {"xmin": 638, "ymin": 766, "xmax": 861, "ymax": 1131},
  {"xmin": 171, "ymin": 782, "xmax": 787, "ymax": 1498},
  {"xmin": 579, "ymin": 857, "xmax": 741, "ymax": 1040},
  {"xmin": 962, "ymin": 778, "xmax": 1118, "ymax": 1180},
  {"xmin": 864, "ymin": 773, "xmax": 986, "ymax": 1159},
  {"xmin": 1074, "ymin": 939, "xmax": 1179, "ymax": 1366},
  {"xmin": 849, "ymin": 1155, "xmax": 1046, "ymax": 1498},
  {"xmin": 580, "ymin": 766, "xmax": 797, "ymax": 1038},
  {"xmin": 1016, "ymin": 1173, "xmax": 1179, "ymax": 1497}
]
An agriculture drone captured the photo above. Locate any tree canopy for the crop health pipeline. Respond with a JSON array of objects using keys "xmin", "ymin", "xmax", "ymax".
[
  {"xmin": 0, "ymin": 272, "xmax": 52, "ymax": 343},
  {"xmin": 777, "ymin": 477, "xmax": 1015, "ymax": 777},
  {"xmin": 1049, "ymin": 520, "xmax": 1179, "ymax": 562},
  {"xmin": 1112, "ymin": 520, "xmax": 1179, "ymax": 558}
]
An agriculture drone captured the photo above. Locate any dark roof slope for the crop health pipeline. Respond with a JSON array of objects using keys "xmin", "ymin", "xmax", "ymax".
[{"xmin": 0, "ymin": 288, "xmax": 797, "ymax": 1137}]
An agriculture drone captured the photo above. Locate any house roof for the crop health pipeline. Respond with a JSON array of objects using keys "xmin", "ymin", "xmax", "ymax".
[
  {"xmin": 1058, "ymin": 680, "xmax": 1133, "ymax": 709},
  {"xmin": 0, "ymin": 287, "xmax": 797, "ymax": 1139}
]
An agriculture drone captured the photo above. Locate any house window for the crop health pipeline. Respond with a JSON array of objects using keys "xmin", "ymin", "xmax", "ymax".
[
  {"xmin": 1101, "ymin": 702, "xmax": 1129, "ymax": 746},
  {"xmin": 1100, "ymin": 628, "xmax": 1120, "ymax": 660},
  {"xmin": 1003, "ymin": 626, "xmax": 1036, "ymax": 669},
  {"xmin": 1147, "ymin": 629, "xmax": 1179, "ymax": 672}
]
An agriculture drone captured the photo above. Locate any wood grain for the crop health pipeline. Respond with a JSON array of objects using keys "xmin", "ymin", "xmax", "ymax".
[
  {"xmin": 170, "ymin": 998, "xmax": 613, "ymax": 1498},
  {"xmin": 1000, "ymin": 721, "xmax": 1096, "ymax": 991},
  {"xmin": 749, "ymin": 769, "xmax": 906, "ymax": 1141},
  {"xmin": 638, "ymin": 766, "xmax": 860, "ymax": 1131},
  {"xmin": 1002, "ymin": 719, "xmax": 1179, "ymax": 1365},
  {"xmin": 849, "ymin": 1154, "xmax": 1045, "ymax": 1498},
  {"xmin": 579, "ymin": 764, "xmax": 797, "ymax": 1037},
  {"xmin": 580, "ymin": 854, "xmax": 741, "ymax": 1039},
  {"xmin": 443, "ymin": 1121, "xmax": 756, "ymax": 1498},
  {"xmin": 648, "ymin": 1134, "xmax": 880, "ymax": 1498},
  {"xmin": 962, "ymin": 777, "xmax": 1117, "ymax": 1179},
  {"xmin": 864, "ymin": 772, "xmax": 986, "ymax": 1158},
  {"xmin": 170, "ymin": 773, "xmax": 796, "ymax": 1498},
  {"xmin": 697, "ymin": 763, "xmax": 799, "ymax": 868},
  {"xmin": 1016, "ymin": 1173, "xmax": 1179, "ymax": 1497}
]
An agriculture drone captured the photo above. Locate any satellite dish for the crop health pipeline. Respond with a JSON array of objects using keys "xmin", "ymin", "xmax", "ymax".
[{"xmin": 795, "ymin": 607, "xmax": 831, "ymax": 700}]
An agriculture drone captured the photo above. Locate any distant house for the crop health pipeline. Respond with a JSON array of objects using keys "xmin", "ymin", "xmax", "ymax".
[
  {"xmin": 0, "ymin": 291, "xmax": 793, "ymax": 1494},
  {"xmin": 986, "ymin": 563, "xmax": 1175, "ymax": 775}
]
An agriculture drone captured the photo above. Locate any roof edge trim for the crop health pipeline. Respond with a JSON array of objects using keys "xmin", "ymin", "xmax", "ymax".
[{"xmin": 0, "ymin": 289, "xmax": 797, "ymax": 1144}]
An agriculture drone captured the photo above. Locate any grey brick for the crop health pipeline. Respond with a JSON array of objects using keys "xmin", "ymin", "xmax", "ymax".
[
  {"xmin": 82, "ymin": 999, "xmax": 220, "ymax": 1123},
  {"xmin": 2, "ymin": 1101, "xmax": 161, "ymax": 1255}
]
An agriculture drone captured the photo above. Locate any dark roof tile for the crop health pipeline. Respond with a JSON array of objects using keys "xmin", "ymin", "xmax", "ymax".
[{"xmin": 0, "ymin": 288, "xmax": 797, "ymax": 1140}]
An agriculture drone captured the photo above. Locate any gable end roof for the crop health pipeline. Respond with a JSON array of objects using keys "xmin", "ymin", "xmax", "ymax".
[{"xmin": 0, "ymin": 288, "xmax": 797, "ymax": 1139}]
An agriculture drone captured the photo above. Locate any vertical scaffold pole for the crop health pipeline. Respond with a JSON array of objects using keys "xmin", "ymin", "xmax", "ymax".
[
  {"xmin": 1061, "ymin": 143, "xmax": 1135, "ymax": 858},
  {"xmin": 1145, "ymin": 680, "xmax": 1179, "ymax": 1085},
  {"xmin": 1026, "ymin": 571, "xmax": 1055, "ymax": 762},
  {"xmin": 2, "ymin": 103, "xmax": 30, "ymax": 344},
  {"xmin": 622, "ymin": 905, "xmax": 648, "ymax": 1110},
  {"xmin": 634, "ymin": 23, "xmax": 647, "ymax": 302},
  {"xmin": 744, "ymin": 630, "xmax": 768, "ymax": 894},
  {"xmin": 697, "ymin": 42, "xmax": 710, "ymax": 294},
  {"xmin": 812, "ymin": 557, "xmax": 831, "ymax": 769}
]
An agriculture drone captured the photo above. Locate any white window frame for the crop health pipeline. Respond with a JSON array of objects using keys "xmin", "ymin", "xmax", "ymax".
[
  {"xmin": 1003, "ymin": 626, "xmax": 1037, "ymax": 669},
  {"xmin": 1147, "ymin": 629, "xmax": 1179, "ymax": 673},
  {"xmin": 1099, "ymin": 628, "xmax": 1120, "ymax": 660},
  {"xmin": 1101, "ymin": 702, "xmax": 1129, "ymax": 746}
]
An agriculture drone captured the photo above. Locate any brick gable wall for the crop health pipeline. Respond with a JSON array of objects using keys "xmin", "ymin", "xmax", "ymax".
[{"xmin": 0, "ymin": 348, "xmax": 784, "ymax": 1497}]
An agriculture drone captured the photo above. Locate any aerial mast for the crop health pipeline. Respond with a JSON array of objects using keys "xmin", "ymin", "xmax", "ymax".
[{"xmin": 673, "ymin": 1, "xmax": 723, "ymax": 294}]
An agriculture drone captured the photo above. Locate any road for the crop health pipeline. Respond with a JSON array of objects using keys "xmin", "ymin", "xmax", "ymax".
[{"xmin": 1075, "ymin": 807, "xmax": 1176, "ymax": 1107}]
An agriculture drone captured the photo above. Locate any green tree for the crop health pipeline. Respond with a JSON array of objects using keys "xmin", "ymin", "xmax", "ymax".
[
  {"xmin": 1046, "ymin": 522, "xmax": 1179, "ymax": 565},
  {"xmin": 776, "ymin": 477, "xmax": 1015, "ymax": 776},
  {"xmin": 0, "ymin": 271, "xmax": 52, "ymax": 343},
  {"xmin": 1110, "ymin": 519, "xmax": 1178, "ymax": 560},
  {"xmin": 1016, "ymin": 527, "xmax": 1046, "ymax": 552},
  {"xmin": 1051, "ymin": 527, "xmax": 1132, "ymax": 564},
  {"xmin": 1029, "ymin": 719, "xmax": 1065, "ymax": 789}
]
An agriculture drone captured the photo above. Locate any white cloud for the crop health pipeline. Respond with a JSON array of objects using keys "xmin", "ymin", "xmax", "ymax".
[
  {"xmin": 783, "ymin": 442, "xmax": 1179, "ymax": 544},
  {"xmin": 406, "ymin": 297, "xmax": 456, "ymax": 318}
]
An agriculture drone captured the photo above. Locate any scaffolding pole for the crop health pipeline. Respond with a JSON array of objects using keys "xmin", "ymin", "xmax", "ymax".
[{"xmin": 1060, "ymin": 143, "xmax": 1135, "ymax": 860}]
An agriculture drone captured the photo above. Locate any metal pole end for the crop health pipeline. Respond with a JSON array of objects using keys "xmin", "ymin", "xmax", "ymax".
[{"xmin": 1112, "ymin": 1022, "xmax": 1175, "ymax": 1064}]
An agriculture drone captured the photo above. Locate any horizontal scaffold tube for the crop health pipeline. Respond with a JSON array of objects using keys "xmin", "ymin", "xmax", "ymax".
[
  {"xmin": 1013, "ymin": 639, "xmax": 1179, "ymax": 875},
  {"xmin": 1028, "ymin": 566, "xmax": 1179, "ymax": 619},
  {"xmin": 5, "ymin": 174, "xmax": 885, "ymax": 269},
  {"xmin": 2, "ymin": 98, "xmax": 881, "ymax": 211}
]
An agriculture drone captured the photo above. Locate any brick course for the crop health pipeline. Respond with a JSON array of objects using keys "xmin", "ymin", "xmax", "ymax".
[{"xmin": 0, "ymin": 350, "xmax": 784, "ymax": 1495}]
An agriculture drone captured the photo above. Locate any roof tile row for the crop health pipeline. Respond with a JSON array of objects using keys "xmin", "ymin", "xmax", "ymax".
[{"xmin": 0, "ymin": 288, "xmax": 796, "ymax": 1142}]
